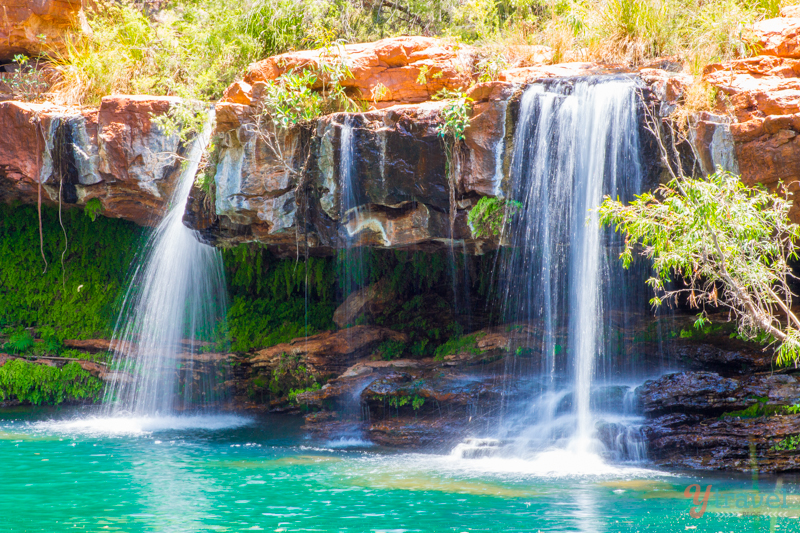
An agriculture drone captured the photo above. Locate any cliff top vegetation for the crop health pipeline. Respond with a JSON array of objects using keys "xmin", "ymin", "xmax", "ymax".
[{"xmin": 7, "ymin": 0, "xmax": 795, "ymax": 105}]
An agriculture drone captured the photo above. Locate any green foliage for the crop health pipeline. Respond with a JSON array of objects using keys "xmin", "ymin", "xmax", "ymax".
[
  {"xmin": 84, "ymin": 198, "xmax": 104, "ymax": 222},
  {"xmin": 388, "ymin": 394, "xmax": 425, "ymax": 412},
  {"xmin": 468, "ymin": 196, "xmax": 523, "ymax": 238},
  {"xmin": 0, "ymin": 203, "xmax": 142, "ymax": 339},
  {"xmin": 0, "ymin": 359, "xmax": 103, "ymax": 405},
  {"xmin": 53, "ymin": 0, "xmax": 302, "ymax": 104},
  {"xmin": 259, "ymin": 44, "xmax": 355, "ymax": 129},
  {"xmin": 222, "ymin": 245, "xmax": 336, "ymax": 352},
  {"xmin": 375, "ymin": 340, "xmax": 405, "ymax": 361},
  {"xmin": 4, "ymin": 53, "xmax": 49, "ymax": 101},
  {"xmin": 288, "ymin": 382, "xmax": 322, "ymax": 404},
  {"xmin": 3, "ymin": 330, "xmax": 35, "ymax": 354},
  {"xmin": 771, "ymin": 434, "xmax": 800, "ymax": 452},
  {"xmin": 434, "ymin": 332, "xmax": 485, "ymax": 361},
  {"xmin": 721, "ymin": 398, "xmax": 770, "ymax": 419},
  {"xmin": 412, "ymin": 395, "xmax": 425, "ymax": 411},
  {"xmin": 268, "ymin": 353, "xmax": 320, "ymax": 399},
  {"xmin": 435, "ymin": 90, "xmax": 473, "ymax": 142},
  {"xmin": 151, "ymin": 100, "xmax": 209, "ymax": 144},
  {"xmin": 599, "ymin": 169, "xmax": 800, "ymax": 367}
]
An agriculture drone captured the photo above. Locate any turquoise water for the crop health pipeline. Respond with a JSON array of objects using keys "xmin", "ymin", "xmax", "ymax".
[{"xmin": 1, "ymin": 407, "xmax": 798, "ymax": 532}]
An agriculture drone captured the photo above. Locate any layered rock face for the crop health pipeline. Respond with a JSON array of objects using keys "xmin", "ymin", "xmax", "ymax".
[
  {"xmin": 697, "ymin": 8, "xmax": 800, "ymax": 222},
  {"xmin": 191, "ymin": 36, "xmax": 671, "ymax": 253},
  {"xmin": 637, "ymin": 327, "xmax": 800, "ymax": 473},
  {"xmin": 0, "ymin": 0, "xmax": 87, "ymax": 60},
  {"xmin": 0, "ymin": 96, "xmax": 187, "ymax": 225}
]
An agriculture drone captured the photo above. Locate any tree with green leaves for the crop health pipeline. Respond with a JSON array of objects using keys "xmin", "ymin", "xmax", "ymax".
[{"xmin": 599, "ymin": 169, "xmax": 800, "ymax": 367}]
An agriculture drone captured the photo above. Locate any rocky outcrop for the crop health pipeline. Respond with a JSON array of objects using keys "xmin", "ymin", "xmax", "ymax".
[
  {"xmin": 0, "ymin": 0, "xmax": 87, "ymax": 60},
  {"xmin": 686, "ymin": 10, "xmax": 800, "ymax": 223},
  {"xmin": 191, "ymin": 94, "xmax": 516, "ymax": 251},
  {"xmin": 250, "ymin": 325, "xmax": 408, "ymax": 376},
  {"xmin": 0, "ymin": 96, "xmax": 187, "ymax": 225},
  {"xmin": 639, "ymin": 370, "xmax": 800, "ymax": 472},
  {"xmin": 189, "ymin": 37, "xmax": 673, "ymax": 253},
  {"xmin": 332, "ymin": 279, "xmax": 397, "ymax": 328},
  {"xmin": 227, "ymin": 36, "xmax": 477, "ymax": 109}
]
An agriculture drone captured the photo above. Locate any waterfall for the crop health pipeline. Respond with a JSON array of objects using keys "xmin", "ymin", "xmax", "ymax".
[
  {"xmin": 337, "ymin": 116, "xmax": 370, "ymax": 312},
  {"xmin": 103, "ymin": 110, "xmax": 228, "ymax": 415},
  {"xmin": 492, "ymin": 77, "xmax": 650, "ymax": 461}
]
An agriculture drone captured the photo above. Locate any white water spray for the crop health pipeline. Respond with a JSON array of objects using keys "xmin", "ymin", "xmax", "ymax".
[
  {"xmin": 466, "ymin": 77, "xmax": 649, "ymax": 469},
  {"xmin": 104, "ymin": 110, "xmax": 228, "ymax": 415}
]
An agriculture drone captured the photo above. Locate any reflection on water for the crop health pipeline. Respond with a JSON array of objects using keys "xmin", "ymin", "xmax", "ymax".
[{"xmin": 1, "ymin": 407, "xmax": 798, "ymax": 532}]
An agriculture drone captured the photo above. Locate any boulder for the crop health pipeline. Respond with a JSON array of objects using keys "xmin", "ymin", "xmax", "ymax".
[
  {"xmin": 333, "ymin": 278, "xmax": 397, "ymax": 328},
  {"xmin": 0, "ymin": 0, "xmax": 88, "ymax": 60}
]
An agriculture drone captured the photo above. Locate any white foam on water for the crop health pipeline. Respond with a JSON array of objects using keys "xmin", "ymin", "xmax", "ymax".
[
  {"xmin": 32, "ymin": 414, "xmax": 253, "ymax": 436},
  {"xmin": 324, "ymin": 437, "xmax": 375, "ymax": 449},
  {"xmin": 423, "ymin": 450, "xmax": 661, "ymax": 480}
]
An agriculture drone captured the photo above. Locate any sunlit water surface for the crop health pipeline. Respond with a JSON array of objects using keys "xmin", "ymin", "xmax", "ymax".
[{"xmin": 1, "ymin": 407, "xmax": 798, "ymax": 532}]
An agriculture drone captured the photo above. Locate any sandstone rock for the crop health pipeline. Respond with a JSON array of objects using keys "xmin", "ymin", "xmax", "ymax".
[
  {"xmin": 497, "ymin": 62, "xmax": 603, "ymax": 84},
  {"xmin": 0, "ymin": 96, "xmax": 185, "ymax": 226},
  {"xmin": 698, "ymin": 53, "xmax": 800, "ymax": 223},
  {"xmin": 250, "ymin": 325, "xmax": 408, "ymax": 376},
  {"xmin": 782, "ymin": 5, "xmax": 800, "ymax": 18},
  {"xmin": 243, "ymin": 36, "xmax": 476, "ymax": 107},
  {"xmin": 0, "ymin": 0, "xmax": 87, "ymax": 60},
  {"xmin": 749, "ymin": 15, "xmax": 800, "ymax": 59},
  {"xmin": 63, "ymin": 338, "xmax": 111, "ymax": 352}
]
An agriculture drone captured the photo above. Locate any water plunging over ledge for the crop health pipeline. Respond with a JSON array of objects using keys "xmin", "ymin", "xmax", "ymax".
[
  {"xmin": 103, "ymin": 111, "xmax": 228, "ymax": 416},
  {"xmin": 456, "ymin": 77, "xmax": 655, "ymax": 469}
]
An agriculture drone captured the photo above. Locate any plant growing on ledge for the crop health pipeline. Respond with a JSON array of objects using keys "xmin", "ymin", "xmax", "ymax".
[
  {"xmin": 434, "ymin": 89, "xmax": 473, "ymax": 236},
  {"xmin": 599, "ymin": 169, "xmax": 800, "ymax": 367},
  {"xmin": 468, "ymin": 196, "xmax": 523, "ymax": 239}
]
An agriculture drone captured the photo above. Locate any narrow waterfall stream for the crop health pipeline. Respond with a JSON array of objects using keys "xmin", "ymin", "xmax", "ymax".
[
  {"xmin": 103, "ymin": 111, "xmax": 228, "ymax": 415},
  {"xmin": 457, "ymin": 77, "xmax": 652, "ymax": 467}
]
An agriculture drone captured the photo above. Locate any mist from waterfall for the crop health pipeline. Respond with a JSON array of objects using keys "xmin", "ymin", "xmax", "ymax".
[
  {"xmin": 464, "ymin": 77, "xmax": 656, "ymax": 465},
  {"xmin": 103, "ymin": 111, "xmax": 228, "ymax": 415}
]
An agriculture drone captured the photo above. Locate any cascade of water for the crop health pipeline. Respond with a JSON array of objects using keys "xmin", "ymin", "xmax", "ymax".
[
  {"xmin": 490, "ymin": 77, "xmax": 651, "ymax": 461},
  {"xmin": 338, "ymin": 116, "xmax": 367, "ymax": 306},
  {"xmin": 104, "ymin": 110, "xmax": 228, "ymax": 415}
]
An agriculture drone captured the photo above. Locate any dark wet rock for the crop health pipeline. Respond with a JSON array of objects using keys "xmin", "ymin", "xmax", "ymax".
[
  {"xmin": 638, "ymin": 372, "xmax": 744, "ymax": 416},
  {"xmin": 639, "ymin": 371, "xmax": 800, "ymax": 417},
  {"xmin": 332, "ymin": 278, "xmax": 397, "ymax": 328},
  {"xmin": 676, "ymin": 342, "xmax": 775, "ymax": 374},
  {"xmin": 645, "ymin": 414, "xmax": 800, "ymax": 473},
  {"xmin": 638, "ymin": 367, "xmax": 800, "ymax": 472}
]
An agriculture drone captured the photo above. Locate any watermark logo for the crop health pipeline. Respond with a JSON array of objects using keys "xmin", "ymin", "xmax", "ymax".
[
  {"xmin": 683, "ymin": 484, "xmax": 792, "ymax": 518},
  {"xmin": 684, "ymin": 484, "xmax": 712, "ymax": 518}
]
